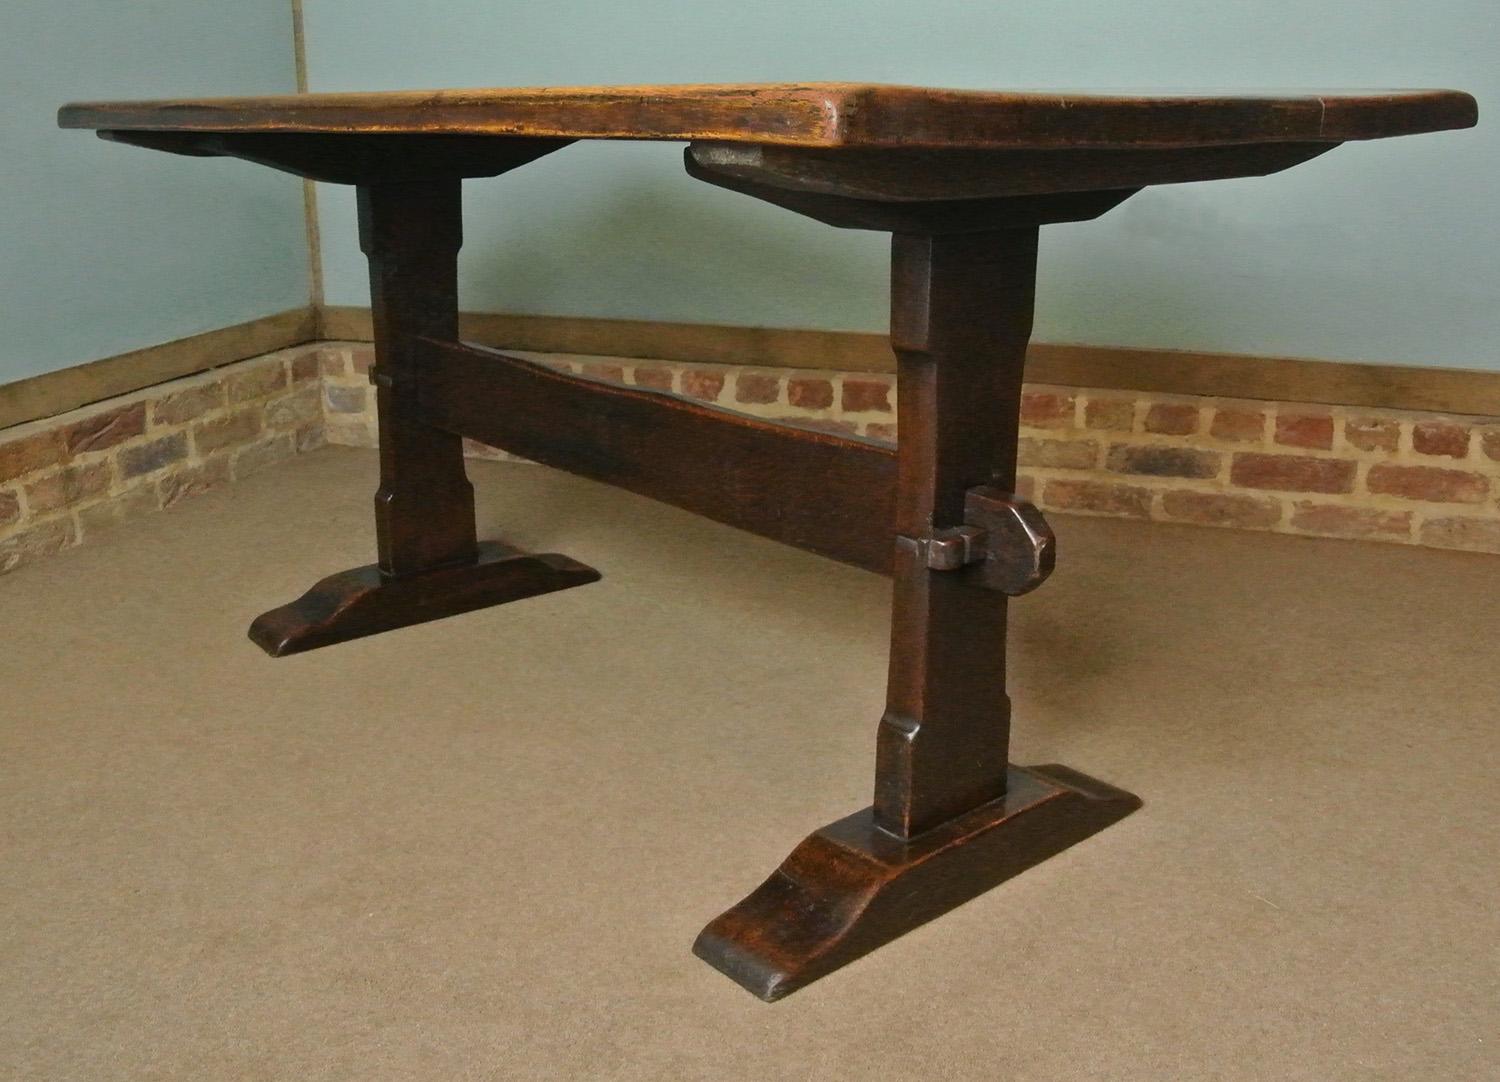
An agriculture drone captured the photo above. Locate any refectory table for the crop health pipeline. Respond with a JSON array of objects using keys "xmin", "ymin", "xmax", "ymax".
[{"xmin": 59, "ymin": 84, "xmax": 1477, "ymax": 1001}]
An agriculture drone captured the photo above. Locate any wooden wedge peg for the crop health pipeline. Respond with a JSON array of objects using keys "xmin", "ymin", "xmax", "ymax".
[{"xmin": 964, "ymin": 486, "xmax": 1056, "ymax": 596}]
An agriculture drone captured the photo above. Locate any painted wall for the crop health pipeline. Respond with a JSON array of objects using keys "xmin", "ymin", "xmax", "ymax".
[
  {"xmin": 303, "ymin": 0, "xmax": 1493, "ymax": 370},
  {"xmin": 1, "ymin": 2, "xmax": 308, "ymax": 385}
]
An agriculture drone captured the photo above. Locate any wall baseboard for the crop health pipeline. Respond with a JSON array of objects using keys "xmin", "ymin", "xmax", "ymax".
[
  {"xmin": 317, "ymin": 305, "xmax": 1500, "ymax": 418},
  {"xmin": 7, "ymin": 304, "xmax": 1496, "ymax": 433},
  {"xmin": 0, "ymin": 307, "xmax": 317, "ymax": 431}
]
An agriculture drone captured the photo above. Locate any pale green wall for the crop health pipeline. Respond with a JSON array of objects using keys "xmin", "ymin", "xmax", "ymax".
[
  {"xmin": 304, "ymin": 0, "xmax": 1493, "ymax": 369},
  {"xmin": 1, "ymin": 2, "xmax": 308, "ymax": 384}
]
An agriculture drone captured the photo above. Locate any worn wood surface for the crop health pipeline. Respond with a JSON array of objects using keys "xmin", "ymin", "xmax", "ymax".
[
  {"xmin": 358, "ymin": 178, "xmax": 478, "ymax": 576},
  {"xmin": 688, "ymin": 140, "xmax": 1337, "ymax": 200},
  {"xmin": 694, "ymin": 764, "xmax": 1141, "ymax": 1001},
  {"xmin": 248, "ymin": 541, "xmax": 600, "ymax": 656},
  {"xmin": 688, "ymin": 164, "xmax": 1144, "ymax": 999},
  {"xmin": 101, "ymin": 130, "xmax": 574, "ymax": 184},
  {"xmin": 686, "ymin": 150, "xmax": 1142, "ymax": 231},
  {"xmin": 416, "ymin": 339, "xmax": 899, "ymax": 574},
  {"xmin": 873, "ymin": 230, "xmax": 1039, "ymax": 835},
  {"xmin": 247, "ymin": 175, "xmax": 600, "ymax": 653},
  {"xmin": 59, "ymin": 78, "xmax": 1470, "ymax": 1003},
  {"xmin": 59, "ymin": 84, "xmax": 1476, "ymax": 149}
]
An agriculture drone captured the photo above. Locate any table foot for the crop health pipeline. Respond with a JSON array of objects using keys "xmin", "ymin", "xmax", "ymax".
[
  {"xmin": 693, "ymin": 763, "xmax": 1140, "ymax": 1001},
  {"xmin": 247, "ymin": 539, "xmax": 600, "ymax": 657}
]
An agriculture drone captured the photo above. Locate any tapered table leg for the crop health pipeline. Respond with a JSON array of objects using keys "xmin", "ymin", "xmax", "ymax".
[
  {"xmin": 249, "ymin": 177, "xmax": 598, "ymax": 656},
  {"xmin": 693, "ymin": 219, "xmax": 1139, "ymax": 1001}
]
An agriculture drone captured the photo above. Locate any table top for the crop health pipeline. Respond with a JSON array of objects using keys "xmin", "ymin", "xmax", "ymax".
[{"xmin": 58, "ymin": 83, "xmax": 1477, "ymax": 150}]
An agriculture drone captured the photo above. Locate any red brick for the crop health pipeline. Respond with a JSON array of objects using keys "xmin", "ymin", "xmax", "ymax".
[
  {"xmin": 1411, "ymin": 420, "xmax": 1470, "ymax": 459},
  {"xmin": 1420, "ymin": 516, "xmax": 1500, "ymax": 553},
  {"xmin": 0, "ymin": 489, "xmax": 19, "ymax": 527},
  {"xmin": 63, "ymin": 402, "xmax": 146, "ymax": 456},
  {"xmin": 1275, "ymin": 413, "xmax": 1334, "ymax": 450},
  {"xmin": 1344, "ymin": 417, "xmax": 1400, "ymax": 453},
  {"xmin": 1014, "ymin": 474, "xmax": 1037, "ymax": 503},
  {"xmin": 1083, "ymin": 397, "xmax": 1135, "ymax": 432},
  {"xmin": 1209, "ymin": 408, "xmax": 1266, "ymax": 443},
  {"xmin": 24, "ymin": 462, "xmax": 112, "ymax": 514},
  {"xmin": 318, "ymin": 348, "xmax": 347, "ymax": 377},
  {"xmin": 0, "ymin": 430, "xmax": 66, "ymax": 483},
  {"xmin": 734, "ymin": 372, "xmax": 781, "ymax": 404},
  {"xmin": 1106, "ymin": 444, "xmax": 1219, "ymax": 479},
  {"xmin": 1144, "ymin": 402, "xmax": 1199, "ymax": 435},
  {"xmin": 1230, "ymin": 453, "xmax": 1356, "ymax": 494},
  {"xmin": 631, "ymin": 365, "xmax": 675, "ymax": 391},
  {"xmin": 1480, "ymin": 428, "xmax": 1500, "ymax": 462},
  {"xmin": 1018, "ymin": 437, "xmax": 1098, "ymax": 470},
  {"xmin": 349, "ymin": 348, "xmax": 376, "ymax": 374},
  {"xmin": 1289, "ymin": 502, "xmax": 1412, "ymax": 539},
  {"xmin": 787, "ymin": 377, "xmax": 834, "ymax": 410},
  {"xmin": 1366, "ymin": 464, "xmax": 1488, "ymax": 504},
  {"xmin": 264, "ymin": 386, "xmax": 322, "ymax": 429},
  {"xmin": 679, "ymin": 369, "xmax": 725, "ymax": 402},
  {"xmin": 290, "ymin": 351, "xmax": 321, "ymax": 382},
  {"xmin": 225, "ymin": 364, "xmax": 288, "ymax": 404},
  {"xmin": 842, "ymin": 377, "xmax": 893, "ymax": 414},
  {"xmin": 1042, "ymin": 479, "xmax": 1151, "ymax": 518},
  {"xmin": 864, "ymin": 422, "xmax": 898, "ymax": 442},
  {"xmin": 1161, "ymin": 490, "xmax": 1282, "ymax": 528},
  {"xmin": 159, "ymin": 457, "xmax": 231, "ymax": 508},
  {"xmin": 1020, "ymin": 391, "xmax": 1074, "ymax": 428},
  {"xmin": 0, "ymin": 518, "xmax": 76, "ymax": 574},
  {"xmin": 119, "ymin": 433, "xmax": 188, "ymax": 478},
  {"xmin": 579, "ymin": 362, "xmax": 626, "ymax": 383},
  {"xmin": 152, "ymin": 383, "xmax": 224, "ymax": 426},
  {"xmin": 194, "ymin": 409, "xmax": 262, "ymax": 454}
]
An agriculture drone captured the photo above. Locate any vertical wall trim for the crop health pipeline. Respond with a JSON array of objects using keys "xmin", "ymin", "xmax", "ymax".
[{"xmin": 290, "ymin": 0, "xmax": 324, "ymax": 312}]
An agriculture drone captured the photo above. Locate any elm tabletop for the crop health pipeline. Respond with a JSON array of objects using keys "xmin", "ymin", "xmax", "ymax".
[{"xmin": 59, "ymin": 84, "xmax": 1477, "ymax": 1000}]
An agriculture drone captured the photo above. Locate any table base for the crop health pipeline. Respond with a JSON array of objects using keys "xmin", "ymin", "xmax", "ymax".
[{"xmin": 694, "ymin": 764, "xmax": 1140, "ymax": 1001}]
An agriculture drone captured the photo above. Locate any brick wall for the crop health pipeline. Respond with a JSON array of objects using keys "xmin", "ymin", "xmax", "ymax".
[
  {"xmin": 318, "ymin": 342, "xmax": 1500, "ymax": 556},
  {"xmin": 7, "ymin": 339, "xmax": 1500, "ymax": 577},
  {"xmin": 0, "ymin": 347, "xmax": 324, "ymax": 574}
]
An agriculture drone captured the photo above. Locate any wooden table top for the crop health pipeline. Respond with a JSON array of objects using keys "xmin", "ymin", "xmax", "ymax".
[{"xmin": 58, "ymin": 84, "xmax": 1477, "ymax": 150}]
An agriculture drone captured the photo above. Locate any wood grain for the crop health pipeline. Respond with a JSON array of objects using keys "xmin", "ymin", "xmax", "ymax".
[
  {"xmin": 414, "ymin": 338, "xmax": 898, "ymax": 574},
  {"xmin": 695, "ymin": 764, "xmax": 1141, "ymax": 1001},
  {"xmin": 248, "ymin": 540, "xmax": 600, "ymax": 657},
  {"xmin": 59, "ymin": 84, "xmax": 1476, "ymax": 149}
]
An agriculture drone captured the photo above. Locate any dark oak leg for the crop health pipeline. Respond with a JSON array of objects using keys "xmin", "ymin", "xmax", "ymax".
[
  {"xmin": 694, "ymin": 227, "xmax": 1139, "ymax": 1001},
  {"xmin": 249, "ymin": 179, "xmax": 598, "ymax": 656}
]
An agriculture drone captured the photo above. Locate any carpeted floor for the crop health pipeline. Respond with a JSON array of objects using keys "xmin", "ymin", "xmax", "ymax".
[{"xmin": 2, "ymin": 447, "xmax": 1496, "ymax": 1080}]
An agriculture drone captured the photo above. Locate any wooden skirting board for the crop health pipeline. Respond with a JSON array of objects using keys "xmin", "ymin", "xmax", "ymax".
[
  {"xmin": 320, "ymin": 306, "xmax": 1500, "ymax": 418},
  {"xmin": 0, "ymin": 308, "xmax": 317, "ymax": 431},
  {"xmin": 4, "ymin": 303, "xmax": 1497, "ymax": 432}
]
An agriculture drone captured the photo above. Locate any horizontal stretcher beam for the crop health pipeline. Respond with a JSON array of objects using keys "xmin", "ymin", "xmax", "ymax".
[{"xmin": 412, "ymin": 338, "xmax": 898, "ymax": 575}]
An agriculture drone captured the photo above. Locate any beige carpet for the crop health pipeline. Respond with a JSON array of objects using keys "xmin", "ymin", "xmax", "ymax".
[{"xmin": 2, "ymin": 446, "xmax": 1497, "ymax": 1080}]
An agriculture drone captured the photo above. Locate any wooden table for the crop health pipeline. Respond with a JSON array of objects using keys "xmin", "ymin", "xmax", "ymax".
[{"xmin": 59, "ymin": 84, "xmax": 1476, "ymax": 1001}]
